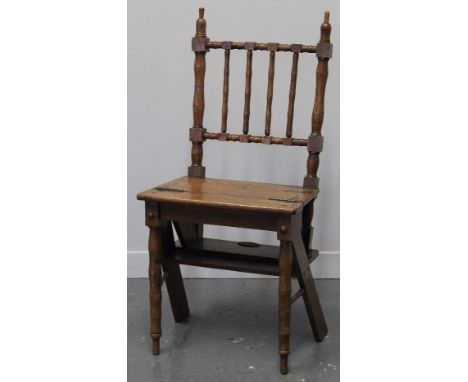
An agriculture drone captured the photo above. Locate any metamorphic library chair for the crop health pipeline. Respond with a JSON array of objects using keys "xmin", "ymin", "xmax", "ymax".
[{"xmin": 137, "ymin": 8, "xmax": 333, "ymax": 375}]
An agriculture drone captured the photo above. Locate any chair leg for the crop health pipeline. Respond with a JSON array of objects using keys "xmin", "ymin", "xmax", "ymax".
[
  {"xmin": 278, "ymin": 239, "xmax": 293, "ymax": 374},
  {"xmin": 148, "ymin": 226, "xmax": 162, "ymax": 355},
  {"xmin": 162, "ymin": 261, "xmax": 190, "ymax": 322},
  {"xmin": 161, "ymin": 222, "xmax": 190, "ymax": 323},
  {"xmin": 292, "ymin": 228, "xmax": 328, "ymax": 341}
]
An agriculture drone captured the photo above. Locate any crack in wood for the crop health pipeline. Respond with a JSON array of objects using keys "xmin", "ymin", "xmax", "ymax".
[
  {"xmin": 268, "ymin": 197, "xmax": 300, "ymax": 203},
  {"xmin": 155, "ymin": 187, "xmax": 187, "ymax": 193}
]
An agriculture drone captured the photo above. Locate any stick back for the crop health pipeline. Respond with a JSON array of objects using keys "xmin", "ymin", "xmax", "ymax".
[{"xmin": 188, "ymin": 8, "xmax": 333, "ymax": 190}]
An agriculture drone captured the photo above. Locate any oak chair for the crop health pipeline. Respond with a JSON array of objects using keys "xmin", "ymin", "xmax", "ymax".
[{"xmin": 137, "ymin": 7, "xmax": 333, "ymax": 374}]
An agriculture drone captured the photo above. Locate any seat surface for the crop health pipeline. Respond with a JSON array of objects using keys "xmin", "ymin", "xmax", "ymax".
[{"xmin": 137, "ymin": 176, "xmax": 317, "ymax": 214}]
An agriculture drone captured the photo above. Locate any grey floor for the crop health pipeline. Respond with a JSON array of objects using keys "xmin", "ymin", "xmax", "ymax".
[{"xmin": 128, "ymin": 278, "xmax": 339, "ymax": 382}]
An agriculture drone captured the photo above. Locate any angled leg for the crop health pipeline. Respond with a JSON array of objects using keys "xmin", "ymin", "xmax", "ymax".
[
  {"xmin": 148, "ymin": 225, "xmax": 162, "ymax": 355},
  {"xmin": 173, "ymin": 221, "xmax": 203, "ymax": 247},
  {"xmin": 162, "ymin": 262, "xmax": 190, "ymax": 322},
  {"xmin": 292, "ymin": 215, "xmax": 328, "ymax": 341},
  {"xmin": 278, "ymin": 236, "xmax": 294, "ymax": 374},
  {"xmin": 161, "ymin": 221, "xmax": 190, "ymax": 323},
  {"xmin": 301, "ymin": 200, "xmax": 314, "ymax": 250}
]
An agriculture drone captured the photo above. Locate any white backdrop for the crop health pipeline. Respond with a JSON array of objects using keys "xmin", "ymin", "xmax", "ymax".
[{"xmin": 128, "ymin": 0, "xmax": 340, "ymax": 278}]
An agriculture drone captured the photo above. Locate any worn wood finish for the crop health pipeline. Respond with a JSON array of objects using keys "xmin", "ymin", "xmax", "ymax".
[
  {"xmin": 188, "ymin": 11, "xmax": 332, "ymax": 188},
  {"xmin": 148, "ymin": 225, "xmax": 162, "ymax": 355},
  {"xmin": 161, "ymin": 260, "xmax": 190, "ymax": 322},
  {"xmin": 243, "ymin": 49, "xmax": 253, "ymax": 136},
  {"xmin": 207, "ymin": 41, "xmax": 317, "ymax": 53},
  {"xmin": 304, "ymin": 12, "xmax": 331, "ymax": 189},
  {"xmin": 160, "ymin": 221, "xmax": 190, "ymax": 323},
  {"xmin": 265, "ymin": 47, "xmax": 276, "ymax": 137},
  {"xmin": 171, "ymin": 237, "xmax": 318, "ymax": 276},
  {"xmin": 221, "ymin": 47, "xmax": 230, "ymax": 134},
  {"xmin": 286, "ymin": 52, "xmax": 299, "ymax": 138},
  {"xmin": 278, "ymin": 238, "xmax": 293, "ymax": 375},
  {"xmin": 204, "ymin": 131, "xmax": 308, "ymax": 146},
  {"xmin": 188, "ymin": 8, "xmax": 207, "ymax": 178},
  {"xmin": 137, "ymin": 176, "xmax": 317, "ymax": 214},
  {"xmin": 138, "ymin": 8, "xmax": 333, "ymax": 375},
  {"xmin": 292, "ymin": 214, "xmax": 328, "ymax": 341},
  {"xmin": 161, "ymin": 203, "xmax": 283, "ymax": 232}
]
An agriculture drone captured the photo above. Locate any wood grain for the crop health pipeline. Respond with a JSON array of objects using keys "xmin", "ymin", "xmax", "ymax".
[
  {"xmin": 189, "ymin": 8, "xmax": 207, "ymax": 178},
  {"xmin": 148, "ymin": 226, "xmax": 162, "ymax": 355},
  {"xmin": 203, "ymin": 131, "xmax": 308, "ymax": 146},
  {"xmin": 160, "ymin": 221, "xmax": 190, "ymax": 323},
  {"xmin": 304, "ymin": 12, "xmax": 331, "ymax": 188},
  {"xmin": 207, "ymin": 41, "xmax": 317, "ymax": 53},
  {"xmin": 243, "ymin": 50, "xmax": 253, "ymax": 135},
  {"xmin": 292, "ymin": 214, "xmax": 328, "ymax": 341},
  {"xmin": 278, "ymin": 239, "xmax": 293, "ymax": 374},
  {"xmin": 138, "ymin": 8, "xmax": 334, "ymax": 375},
  {"xmin": 265, "ymin": 50, "xmax": 276, "ymax": 136},
  {"xmin": 221, "ymin": 48, "xmax": 230, "ymax": 134},
  {"xmin": 137, "ymin": 176, "xmax": 318, "ymax": 214},
  {"xmin": 286, "ymin": 52, "xmax": 299, "ymax": 138}
]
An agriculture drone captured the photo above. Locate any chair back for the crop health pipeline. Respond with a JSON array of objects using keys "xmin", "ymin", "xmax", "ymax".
[{"xmin": 187, "ymin": 8, "xmax": 332, "ymax": 190}]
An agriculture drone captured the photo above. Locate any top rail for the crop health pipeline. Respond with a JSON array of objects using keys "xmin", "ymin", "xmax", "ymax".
[{"xmin": 207, "ymin": 41, "xmax": 317, "ymax": 53}]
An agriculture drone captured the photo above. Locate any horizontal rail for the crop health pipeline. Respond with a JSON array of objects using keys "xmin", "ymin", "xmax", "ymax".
[
  {"xmin": 207, "ymin": 41, "xmax": 316, "ymax": 53},
  {"xmin": 204, "ymin": 131, "xmax": 307, "ymax": 146}
]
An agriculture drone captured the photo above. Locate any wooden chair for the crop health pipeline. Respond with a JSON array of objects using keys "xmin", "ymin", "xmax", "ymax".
[{"xmin": 137, "ymin": 7, "xmax": 333, "ymax": 374}]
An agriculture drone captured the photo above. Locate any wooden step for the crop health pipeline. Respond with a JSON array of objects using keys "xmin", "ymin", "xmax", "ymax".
[{"xmin": 170, "ymin": 238, "xmax": 318, "ymax": 276}]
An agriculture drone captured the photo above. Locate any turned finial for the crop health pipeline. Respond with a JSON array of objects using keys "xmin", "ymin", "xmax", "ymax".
[
  {"xmin": 320, "ymin": 11, "xmax": 331, "ymax": 43},
  {"xmin": 196, "ymin": 7, "xmax": 207, "ymax": 37}
]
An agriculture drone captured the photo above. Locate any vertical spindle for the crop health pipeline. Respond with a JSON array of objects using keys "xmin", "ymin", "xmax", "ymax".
[
  {"xmin": 265, "ymin": 43, "xmax": 277, "ymax": 137},
  {"xmin": 189, "ymin": 7, "xmax": 208, "ymax": 178},
  {"xmin": 286, "ymin": 45, "xmax": 301, "ymax": 140},
  {"xmin": 220, "ymin": 42, "xmax": 232, "ymax": 138},
  {"xmin": 242, "ymin": 42, "xmax": 254, "ymax": 141},
  {"xmin": 304, "ymin": 12, "xmax": 332, "ymax": 188}
]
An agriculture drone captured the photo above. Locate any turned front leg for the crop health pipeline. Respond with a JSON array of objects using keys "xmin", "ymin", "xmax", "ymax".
[
  {"xmin": 278, "ymin": 238, "xmax": 293, "ymax": 374},
  {"xmin": 148, "ymin": 225, "xmax": 162, "ymax": 355}
]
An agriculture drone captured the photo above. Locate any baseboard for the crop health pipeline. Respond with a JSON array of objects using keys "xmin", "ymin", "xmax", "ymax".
[{"xmin": 127, "ymin": 250, "xmax": 340, "ymax": 279}]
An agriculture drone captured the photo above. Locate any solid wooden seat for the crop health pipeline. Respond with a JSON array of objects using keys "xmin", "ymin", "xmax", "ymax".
[
  {"xmin": 137, "ymin": 7, "xmax": 333, "ymax": 375},
  {"xmin": 137, "ymin": 176, "xmax": 318, "ymax": 214}
]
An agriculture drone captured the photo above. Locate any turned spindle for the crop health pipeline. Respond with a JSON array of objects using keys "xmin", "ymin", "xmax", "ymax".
[
  {"xmin": 220, "ymin": 42, "xmax": 232, "ymax": 137},
  {"xmin": 242, "ymin": 43, "xmax": 254, "ymax": 141},
  {"xmin": 189, "ymin": 8, "xmax": 208, "ymax": 178},
  {"xmin": 304, "ymin": 11, "xmax": 331, "ymax": 189},
  {"xmin": 185, "ymin": 8, "xmax": 332, "ymax": 189},
  {"xmin": 286, "ymin": 45, "xmax": 301, "ymax": 139},
  {"xmin": 265, "ymin": 43, "xmax": 277, "ymax": 137}
]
